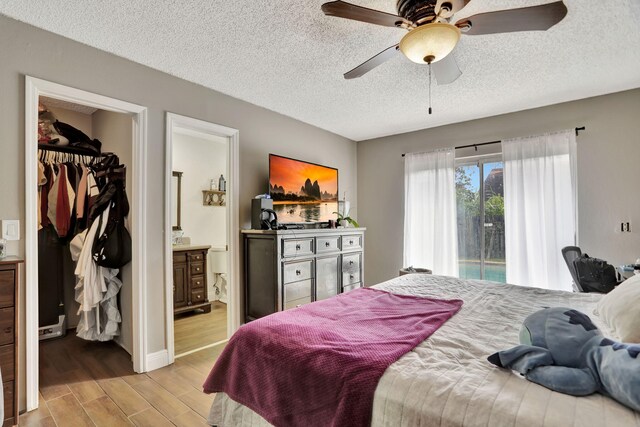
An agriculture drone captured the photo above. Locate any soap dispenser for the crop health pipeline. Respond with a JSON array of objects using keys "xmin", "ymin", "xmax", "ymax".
[{"xmin": 219, "ymin": 174, "xmax": 226, "ymax": 192}]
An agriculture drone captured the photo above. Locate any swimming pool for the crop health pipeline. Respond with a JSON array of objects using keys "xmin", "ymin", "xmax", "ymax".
[{"xmin": 459, "ymin": 261, "xmax": 506, "ymax": 283}]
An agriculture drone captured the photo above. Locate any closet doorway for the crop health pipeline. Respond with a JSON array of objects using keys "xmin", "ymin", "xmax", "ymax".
[
  {"xmin": 165, "ymin": 113, "xmax": 240, "ymax": 361},
  {"xmin": 25, "ymin": 77, "xmax": 148, "ymax": 411}
]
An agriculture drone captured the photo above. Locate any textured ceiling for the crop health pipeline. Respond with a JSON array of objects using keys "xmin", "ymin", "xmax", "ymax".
[
  {"xmin": 2, "ymin": 1, "xmax": 640, "ymax": 141},
  {"xmin": 40, "ymin": 96, "xmax": 98, "ymax": 115}
]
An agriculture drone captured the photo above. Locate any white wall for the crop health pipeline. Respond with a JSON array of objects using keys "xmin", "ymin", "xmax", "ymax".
[
  {"xmin": 172, "ymin": 131, "xmax": 227, "ymax": 300},
  {"xmin": 358, "ymin": 89, "xmax": 640, "ymax": 286}
]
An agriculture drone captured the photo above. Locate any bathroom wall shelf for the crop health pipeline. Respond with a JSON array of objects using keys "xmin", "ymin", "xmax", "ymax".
[{"xmin": 203, "ymin": 190, "xmax": 226, "ymax": 206}]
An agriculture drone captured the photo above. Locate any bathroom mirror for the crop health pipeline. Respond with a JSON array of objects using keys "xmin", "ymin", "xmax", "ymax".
[{"xmin": 172, "ymin": 171, "xmax": 183, "ymax": 230}]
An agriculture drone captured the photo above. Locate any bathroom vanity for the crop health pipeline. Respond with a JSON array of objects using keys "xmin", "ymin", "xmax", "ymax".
[{"xmin": 172, "ymin": 245, "xmax": 212, "ymax": 315}]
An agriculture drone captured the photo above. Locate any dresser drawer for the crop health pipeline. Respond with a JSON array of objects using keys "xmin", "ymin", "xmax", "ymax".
[
  {"xmin": 342, "ymin": 234, "xmax": 362, "ymax": 251},
  {"xmin": 173, "ymin": 252, "xmax": 187, "ymax": 264},
  {"xmin": 190, "ymin": 262, "xmax": 205, "ymax": 275},
  {"xmin": 343, "ymin": 270, "xmax": 361, "ymax": 286},
  {"xmin": 189, "ymin": 252, "xmax": 206, "ymax": 262},
  {"xmin": 282, "ymin": 238, "xmax": 314, "ymax": 257},
  {"xmin": 283, "ymin": 260, "xmax": 313, "ymax": 284},
  {"xmin": 343, "ymin": 283, "xmax": 362, "ymax": 293},
  {"xmin": 0, "ymin": 308, "xmax": 13, "ymax": 346},
  {"xmin": 316, "ymin": 236, "xmax": 340, "ymax": 254},
  {"xmin": 191, "ymin": 275, "xmax": 205, "ymax": 289},
  {"xmin": 191, "ymin": 289, "xmax": 207, "ymax": 305},
  {"xmin": 3, "ymin": 381, "xmax": 13, "ymax": 419},
  {"xmin": 284, "ymin": 279, "xmax": 312, "ymax": 303},
  {"xmin": 0, "ymin": 271, "xmax": 14, "ymax": 309},
  {"xmin": 342, "ymin": 253, "xmax": 361, "ymax": 273},
  {"xmin": 284, "ymin": 296, "xmax": 312, "ymax": 310},
  {"xmin": 0, "ymin": 345, "xmax": 13, "ymax": 382}
]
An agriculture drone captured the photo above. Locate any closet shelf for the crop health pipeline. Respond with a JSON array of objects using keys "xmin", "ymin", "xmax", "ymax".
[{"xmin": 202, "ymin": 190, "xmax": 226, "ymax": 206}]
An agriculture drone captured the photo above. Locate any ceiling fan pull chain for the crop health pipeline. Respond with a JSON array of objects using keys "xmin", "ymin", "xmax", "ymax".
[{"xmin": 428, "ymin": 62, "xmax": 433, "ymax": 115}]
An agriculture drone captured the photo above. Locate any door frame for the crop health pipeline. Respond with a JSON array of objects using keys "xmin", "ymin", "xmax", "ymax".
[
  {"xmin": 24, "ymin": 77, "xmax": 149, "ymax": 410},
  {"xmin": 164, "ymin": 113, "xmax": 241, "ymax": 363}
]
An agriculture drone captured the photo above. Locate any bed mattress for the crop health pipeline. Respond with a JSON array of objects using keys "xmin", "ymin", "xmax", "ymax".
[{"xmin": 208, "ymin": 274, "xmax": 640, "ymax": 426}]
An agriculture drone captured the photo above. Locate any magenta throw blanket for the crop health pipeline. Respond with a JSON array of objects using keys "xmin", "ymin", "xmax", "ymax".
[{"xmin": 203, "ymin": 287, "xmax": 463, "ymax": 427}]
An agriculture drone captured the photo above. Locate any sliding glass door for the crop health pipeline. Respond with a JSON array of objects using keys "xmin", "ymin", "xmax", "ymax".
[{"xmin": 456, "ymin": 157, "xmax": 506, "ymax": 282}]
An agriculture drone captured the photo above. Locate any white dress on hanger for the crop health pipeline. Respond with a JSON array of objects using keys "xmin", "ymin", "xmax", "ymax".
[{"xmin": 70, "ymin": 204, "xmax": 122, "ymax": 341}]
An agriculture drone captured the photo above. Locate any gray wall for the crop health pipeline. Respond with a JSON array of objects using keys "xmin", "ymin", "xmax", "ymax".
[
  {"xmin": 358, "ymin": 89, "xmax": 640, "ymax": 285},
  {"xmin": 0, "ymin": 15, "xmax": 356, "ymax": 409},
  {"xmin": 92, "ymin": 109, "xmax": 134, "ymax": 355}
]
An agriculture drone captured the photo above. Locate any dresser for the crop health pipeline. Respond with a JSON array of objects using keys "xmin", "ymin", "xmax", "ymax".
[
  {"xmin": 172, "ymin": 246, "xmax": 211, "ymax": 315},
  {"xmin": 0, "ymin": 257, "xmax": 20, "ymax": 427},
  {"xmin": 242, "ymin": 228, "xmax": 365, "ymax": 322}
]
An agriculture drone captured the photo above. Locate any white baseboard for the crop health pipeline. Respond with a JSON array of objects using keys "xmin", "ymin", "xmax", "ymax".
[{"xmin": 146, "ymin": 350, "xmax": 170, "ymax": 372}]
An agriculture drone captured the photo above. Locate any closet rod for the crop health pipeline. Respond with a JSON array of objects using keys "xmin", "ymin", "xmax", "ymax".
[
  {"xmin": 37, "ymin": 143, "xmax": 108, "ymax": 157},
  {"xmin": 401, "ymin": 126, "xmax": 585, "ymax": 157}
]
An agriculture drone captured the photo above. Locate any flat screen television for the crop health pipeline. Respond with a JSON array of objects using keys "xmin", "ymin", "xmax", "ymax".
[{"xmin": 269, "ymin": 154, "xmax": 338, "ymax": 223}]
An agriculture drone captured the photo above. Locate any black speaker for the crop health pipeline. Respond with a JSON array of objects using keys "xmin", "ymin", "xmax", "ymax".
[{"xmin": 251, "ymin": 199, "xmax": 273, "ymax": 229}]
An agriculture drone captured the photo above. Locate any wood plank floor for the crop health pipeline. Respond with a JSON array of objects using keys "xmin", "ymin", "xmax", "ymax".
[
  {"xmin": 22, "ymin": 334, "xmax": 226, "ymax": 427},
  {"xmin": 174, "ymin": 301, "xmax": 227, "ymax": 355}
]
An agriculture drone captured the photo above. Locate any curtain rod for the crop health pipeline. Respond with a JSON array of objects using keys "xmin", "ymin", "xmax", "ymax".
[{"xmin": 401, "ymin": 126, "xmax": 585, "ymax": 157}]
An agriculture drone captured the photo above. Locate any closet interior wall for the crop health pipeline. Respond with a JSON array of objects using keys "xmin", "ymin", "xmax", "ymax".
[{"xmin": 39, "ymin": 100, "xmax": 133, "ymax": 355}]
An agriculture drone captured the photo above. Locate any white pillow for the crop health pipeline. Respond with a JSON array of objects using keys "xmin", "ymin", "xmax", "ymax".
[{"xmin": 594, "ymin": 273, "xmax": 640, "ymax": 343}]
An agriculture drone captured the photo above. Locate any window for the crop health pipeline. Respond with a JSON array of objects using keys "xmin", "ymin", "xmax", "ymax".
[{"xmin": 455, "ymin": 156, "xmax": 505, "ymax": 282}]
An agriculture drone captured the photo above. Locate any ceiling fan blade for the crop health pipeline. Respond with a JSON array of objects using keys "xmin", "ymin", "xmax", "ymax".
[
  {"xmin": 432, "ymin": 54, "xmax": 462, "ymax": 85},
  {"xmin": 455, "ymin": 1, "xmax": 567, "ymax": 36},
  {"xmin": 322, "ymin": 1, "xmax": 412, "ymax": 28},
  {"xmin": 344, "ymin": 45, "xmax": 400, "ymax": 79}
]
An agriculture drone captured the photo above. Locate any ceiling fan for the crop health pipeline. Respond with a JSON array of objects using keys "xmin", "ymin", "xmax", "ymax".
[{"xmin": 321, "ymin": 0, "xmax": 568, "ymax": 84}]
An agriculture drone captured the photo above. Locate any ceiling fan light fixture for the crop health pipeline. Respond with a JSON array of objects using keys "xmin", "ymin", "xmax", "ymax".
[{"xmin": 399, "ymin": 23, "xmax": 460, "ymax": 64}]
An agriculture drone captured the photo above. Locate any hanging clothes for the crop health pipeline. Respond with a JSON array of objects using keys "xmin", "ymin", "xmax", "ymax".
[
  {"xmin": 70, "ymin": 204, "xmax": 122, "ymax": 341},
  {"xmin": 38, "ymin": 148, "xmax": 127, "ymax": 342}
]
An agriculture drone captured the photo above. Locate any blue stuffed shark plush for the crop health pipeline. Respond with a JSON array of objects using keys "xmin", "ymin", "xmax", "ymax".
[{"xmin": 488, "ymin": 307, "xmax": 640, "ymax": 413}]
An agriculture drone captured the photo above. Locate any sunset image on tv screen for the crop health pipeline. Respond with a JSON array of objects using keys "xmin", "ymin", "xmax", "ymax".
[{"xmin": 269, "ymin": 155, "xmax": 338, "ymax": 223}]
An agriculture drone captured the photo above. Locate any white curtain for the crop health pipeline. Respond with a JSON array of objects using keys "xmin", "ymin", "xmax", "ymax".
[
  {"xmin": 404, "ymin": 148, "xmax": 459, "ymax": 276},
  {"xmin": 503, "ymin": 130, "xmax": 577, "ymax": 291}
]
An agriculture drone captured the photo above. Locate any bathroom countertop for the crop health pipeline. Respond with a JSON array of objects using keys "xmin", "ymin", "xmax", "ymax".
[{"xmin": 172, "ymin": 244, "xmax": 212, "ymax": 252}]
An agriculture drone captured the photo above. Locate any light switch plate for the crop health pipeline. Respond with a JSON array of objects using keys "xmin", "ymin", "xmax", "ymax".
[{"xmin": 1, "ymin": 220, "xmax": 20, "ymax": 241}]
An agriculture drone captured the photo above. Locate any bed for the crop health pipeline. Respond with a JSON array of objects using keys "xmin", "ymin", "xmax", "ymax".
[{"xmin": 207, "ymin": 274, "xmax": 640, "ymax": 426}]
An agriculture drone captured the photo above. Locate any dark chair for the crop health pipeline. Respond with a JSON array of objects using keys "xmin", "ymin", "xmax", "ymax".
[{"xmin": 562, "ymin": 246, "xmax": 584, "ymax": 292}]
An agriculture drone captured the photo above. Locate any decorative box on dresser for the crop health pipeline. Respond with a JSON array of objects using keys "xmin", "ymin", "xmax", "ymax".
[
  {"xmin": 0, "ymin": 257, "xmax": 21, "ymax": 427},
  {"xmin": 242, "ymin": 228, "xmax": 365, "ymax": 322},
  {"xmin": 172, "ymin": 246, "xmax": 212, "ymax": 315}
]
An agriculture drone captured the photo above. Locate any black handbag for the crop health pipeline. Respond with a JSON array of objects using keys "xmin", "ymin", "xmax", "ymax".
[
  {"xmin": 92, "ymin": 183, "xmax": 131, "ymax": 269},
  {"xmin": 53, "ymin": 120, "xmax": 102, "ymax": 154},
  {"xmin": 573, "ymin": 254, "xmax": 618, "ymax": 293}
]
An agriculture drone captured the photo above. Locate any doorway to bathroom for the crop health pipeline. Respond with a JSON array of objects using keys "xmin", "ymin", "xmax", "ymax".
[{"xmin": 165, "ymin": 114, "xmax": 239, "ymax": 359}]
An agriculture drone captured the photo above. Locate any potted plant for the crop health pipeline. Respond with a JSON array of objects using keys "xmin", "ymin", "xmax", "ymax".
[{"xmin": 333, "ymin": 210, "xmax": 359, "ymax": 228}]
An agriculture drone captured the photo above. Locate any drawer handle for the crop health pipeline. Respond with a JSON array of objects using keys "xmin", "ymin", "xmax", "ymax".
[
  {"xmin": 349, "ymin": 260, "xmax": 354, "ymax": 265},
  {"xmin": 196, "ymin": 267, "xmax": 201, "ymax": 271},
  {"xmin": 295, "ymin": 244, "xmax": 301, "ymax": 250},
  {"xmin": 325, "ymin": 242, "xmax": 330, "ymax": 247},
  {"xmin": 350, "ymin": 274, "xmax": 355, "ymax": 279},
  {"xmin": 196, "ymin": 281, "xmax": 201, "ymax": 285},
  {"xmin": 3, "ymin": 327, "xmax": 11, "ymax": 334},
  {"xmin": 295, "ymin": 270, "xmax": 301, "ymax": 276},
  {"xmin": 349, "ymin": 240, "xmax": 354, "ymax": 245}
]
